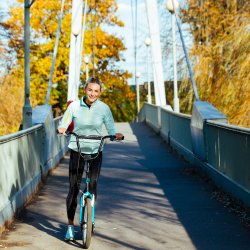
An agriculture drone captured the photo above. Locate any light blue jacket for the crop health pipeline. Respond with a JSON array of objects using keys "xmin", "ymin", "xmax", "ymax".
[{"xmin": 58, "ymin": 97, "xmax": 116, "ymax": 154}]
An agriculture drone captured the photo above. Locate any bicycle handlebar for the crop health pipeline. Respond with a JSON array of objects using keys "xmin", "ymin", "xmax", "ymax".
[
  {"xmin": 57, "ymin": 130, "xmax": 124, "ymax": 160},
  {"xmin": 57, "ymin": 130, "xmax": 124, "ymax": 141}
]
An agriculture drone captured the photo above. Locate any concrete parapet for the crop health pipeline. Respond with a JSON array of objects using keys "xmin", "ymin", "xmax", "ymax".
[{"xmin": 0, "ymin": 115, "xmax": 68, "ymax": 234}]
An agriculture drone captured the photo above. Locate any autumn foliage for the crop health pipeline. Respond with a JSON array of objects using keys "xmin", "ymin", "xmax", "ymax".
[
  {"xmin": 0, "ymin": 0, "xmax": 136, "ymax": 135},
  {"xmin": 179, "ymin": 0, "xmax": 250, "ymax": 127},
  {"xmin": 1, "ymin": 1, "xmax": 249, "ymax": 136}
]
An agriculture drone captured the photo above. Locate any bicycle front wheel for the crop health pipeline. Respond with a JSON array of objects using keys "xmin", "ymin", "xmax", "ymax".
[{"xmin": 82, "ymin": 198, "xmax": 92, "ymax": 249}]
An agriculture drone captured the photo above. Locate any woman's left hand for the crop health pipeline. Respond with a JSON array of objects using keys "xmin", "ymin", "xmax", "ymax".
[{"xmin": 115, "ymin": 133, "xmax": 124, "ymax": 140}]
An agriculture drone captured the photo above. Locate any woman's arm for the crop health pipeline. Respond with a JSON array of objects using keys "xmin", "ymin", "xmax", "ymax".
[{"xmin": 58, "ymin": 104, "xmax": 74, "ymax": 134}]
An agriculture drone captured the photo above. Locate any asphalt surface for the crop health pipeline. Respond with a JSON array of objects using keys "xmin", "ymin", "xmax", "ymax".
[{"xmin": 1, "ymin": 122, "xmax": 250, "ymax": 250}]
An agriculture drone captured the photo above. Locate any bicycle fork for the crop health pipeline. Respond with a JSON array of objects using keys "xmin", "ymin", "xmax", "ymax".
[
  {"xmin": 79, "ymin": 191, "xmax": 95, "ymax": 228},
  {"xmin": 79, "ymin": 162, "xmax": 95, "ymax": 230}
]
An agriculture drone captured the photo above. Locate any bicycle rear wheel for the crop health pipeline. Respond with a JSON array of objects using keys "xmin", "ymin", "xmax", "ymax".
[{"xmin": 82, "ymin": 198, "xmax": 92, "ymax": 249}]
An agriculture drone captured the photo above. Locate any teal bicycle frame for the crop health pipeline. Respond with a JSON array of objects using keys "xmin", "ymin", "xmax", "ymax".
[{"xmin": 79, "ymin": 159, "xmax": 95, "ymax": 228}]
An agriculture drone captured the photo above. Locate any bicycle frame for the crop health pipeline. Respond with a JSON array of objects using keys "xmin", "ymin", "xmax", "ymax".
[{"xmin": 79, "ymin": 158, "xmax": 95, "ymax": 228}]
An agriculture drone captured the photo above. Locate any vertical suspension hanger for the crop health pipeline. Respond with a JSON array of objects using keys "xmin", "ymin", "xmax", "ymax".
[{"xmin": 170, "ymin": 0, "xmax": 199, "ymax": 101}]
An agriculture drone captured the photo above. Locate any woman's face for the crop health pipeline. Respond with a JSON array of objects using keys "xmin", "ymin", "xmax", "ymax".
[{"xmin": 85, "ymin": 82, "xmax": 101, "ymax": 105}]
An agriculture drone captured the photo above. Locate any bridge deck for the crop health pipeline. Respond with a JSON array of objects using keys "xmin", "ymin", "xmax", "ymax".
[{"xmin": 1, "ymin": 122, "xmax": 250, "ymax": 250}]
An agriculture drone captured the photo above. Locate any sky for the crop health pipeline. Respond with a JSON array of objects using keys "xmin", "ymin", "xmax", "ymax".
[
  {"xmin": 106, "ymin": 0, "xmax": 192, "ymax": 85},
  {"xmin": 0, "ymin": 1, "xmax": 9, "ymax": 11},
  {"xmin": 0, "ymin": 0, "xmax": 16, "ymax": 75},
  {"xmin": 111, "ymin": 0, "xmax": 150, "ymax": 85},
  {"xmin": 0, "ymin": 0, "xmax": 15, "ymax": 12}
]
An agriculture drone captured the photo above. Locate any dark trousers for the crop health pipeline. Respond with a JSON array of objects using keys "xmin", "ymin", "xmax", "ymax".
[{"xmin": 66, "ymin": 149, "xmax": 103, "ymax": 222}]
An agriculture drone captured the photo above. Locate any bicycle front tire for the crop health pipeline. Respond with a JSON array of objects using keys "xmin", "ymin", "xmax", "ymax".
[{"xmin": 82, "ymin": 198, "xmax": 92, "ymax": 249}]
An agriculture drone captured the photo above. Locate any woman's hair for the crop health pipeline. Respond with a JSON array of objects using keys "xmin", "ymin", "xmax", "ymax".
[{"xmin": 85, "ymin": 77, "xmax": 102, "ymax": 90}]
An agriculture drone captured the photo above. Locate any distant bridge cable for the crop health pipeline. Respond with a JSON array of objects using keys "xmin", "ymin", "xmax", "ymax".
[
  {"xmin": 46, "ymin": 0, "xmax": 65, "ymax": 105},
  {"xmin": 130, "ymin": 0, "xmax": 137, "ymax": 88},
  {"xmin": 170, "ymin": 0, "xmax": 199, "ymax": 101},
  {"xmin": 135, "ymin": 0, "xmax": 139, "ymax": 112},
  {"xmin": 130, "ymin": 0, "xmax": 140, "ymax": 112},
  {"xmin": 144, "ymin": 0, "xmax": 167, "ymax": 106}
]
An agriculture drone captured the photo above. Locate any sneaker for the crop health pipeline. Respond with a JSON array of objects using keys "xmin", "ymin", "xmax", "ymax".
[{"xmin": 65, "ymin": 225, "xmax": 75, "ymax": 241}]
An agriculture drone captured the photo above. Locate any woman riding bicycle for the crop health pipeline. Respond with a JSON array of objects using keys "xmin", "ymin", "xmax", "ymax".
[{"xmin": 58, "ymin": 77, "xmax": 124, "ymax": 241}]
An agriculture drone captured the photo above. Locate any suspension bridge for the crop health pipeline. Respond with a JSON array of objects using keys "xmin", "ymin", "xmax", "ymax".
[{"xmin": 0, "ymin": 0, "xmax": 250, "ymax": 249}]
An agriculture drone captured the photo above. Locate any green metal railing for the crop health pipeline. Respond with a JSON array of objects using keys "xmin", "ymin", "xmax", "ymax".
[{"xmin": 205, "ymin": 121, "xmax": 250, "ymax": 189}]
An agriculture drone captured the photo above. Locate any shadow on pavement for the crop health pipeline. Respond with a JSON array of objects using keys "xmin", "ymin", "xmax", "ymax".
[{"xmin": 127, "ymin": 122, "xmax": 250, "ymax": 250}]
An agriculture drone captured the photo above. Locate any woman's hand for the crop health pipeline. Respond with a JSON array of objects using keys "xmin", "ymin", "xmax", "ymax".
[
  {"xmin": 58, "ymin": 128, "xmax": 67, "ymax": 134},
  {"xmin": 115, "ymin": 133, "xmax": 124, "ymax": 140}
]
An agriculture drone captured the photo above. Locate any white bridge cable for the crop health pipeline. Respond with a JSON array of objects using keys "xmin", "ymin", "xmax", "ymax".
[
  {"xmin": 46, "ymin": 0, "xmax": 65, "ymax": 105},
  {"xmin": 170, "ymin": 0, "xmax": 199, "ymax": 101},
  {"xmin": 175, "ymin": 17, "xmax": 199, "ymax": 101},
  {"xmin": 144, "ymin": 0, "xmax": 166, "ymax": 106}
]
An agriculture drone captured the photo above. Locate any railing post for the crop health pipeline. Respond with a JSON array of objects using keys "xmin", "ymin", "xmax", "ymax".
[
  {"xmin": 157, "ymin": 106, "xmax": 161, "ymax": 132},
  {"xmin": 22, "ymin": 0, "xmax": 33, "ymax": 129},
  {"xmin": 171, "ymin": 13, "xmax": 180, "ymax": 112}
]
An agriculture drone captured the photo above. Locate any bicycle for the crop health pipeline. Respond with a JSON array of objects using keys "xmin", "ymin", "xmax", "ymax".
[{"xmin": 62, "ymin": 131, "xmax": 123, "ymax": 249}]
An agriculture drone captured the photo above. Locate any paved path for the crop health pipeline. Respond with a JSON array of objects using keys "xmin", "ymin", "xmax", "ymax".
[{"xmin": 1, "ymin": 122, "xmax": 250, "ymax": 250}]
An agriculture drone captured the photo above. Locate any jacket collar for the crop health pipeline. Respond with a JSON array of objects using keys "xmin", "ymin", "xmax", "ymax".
[{"xmin": 80, "ymin": 96, "xmax": 99, "ymax": 107}]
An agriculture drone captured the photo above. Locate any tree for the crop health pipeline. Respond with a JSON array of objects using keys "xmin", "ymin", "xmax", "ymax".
[
  {"xmin": 178, "ymin": 0, "xmax": 250, "ymax": 127},
  {"xmin": 0, "ymin": 0, "xmax": 136, "ymax": 135}
]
